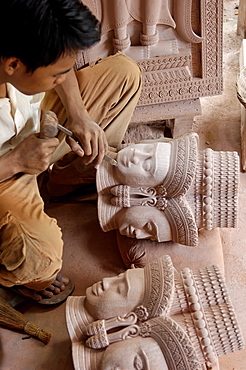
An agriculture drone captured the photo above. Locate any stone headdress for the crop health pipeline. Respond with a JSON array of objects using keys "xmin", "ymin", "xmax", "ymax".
[
  {"xmin": 134, "ymin": 254, "xmax": 174, "ymax": 320},
  {"xmin": 139, "ymin": 316, "xmax": 202, "ymax": 370},
  {"xmin": 187, "ymin": 148, "xmax": 239, "ymax": 230},
  {"xmin": 170, "ymin": 264, "xmax": 245, "ymax": 367}
]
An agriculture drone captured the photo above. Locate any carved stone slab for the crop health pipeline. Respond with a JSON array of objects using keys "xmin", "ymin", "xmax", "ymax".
[
  {"xmin": 138, "ymin": 0, "xmax": 223, "ymax": 106},
  {"xmin": 76, "ymin": 0, "xmax": 223, "ymax": 109}
]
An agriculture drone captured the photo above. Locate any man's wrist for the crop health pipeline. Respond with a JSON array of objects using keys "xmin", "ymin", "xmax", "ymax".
[{"xmin": 0, "ymin": 150, "xmax": 19, "ymax": 182}]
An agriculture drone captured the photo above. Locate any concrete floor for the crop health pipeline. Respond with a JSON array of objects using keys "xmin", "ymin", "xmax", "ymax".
[{"xmin": 0, "ymin": 1, "xmax": 246, "ymax": 369}]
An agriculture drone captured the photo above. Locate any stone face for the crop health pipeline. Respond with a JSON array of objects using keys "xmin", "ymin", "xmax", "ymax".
[
  {"xmin": 66, "ymin": 256, "xmax": 245, "ymax": 370},
  {"xmin": 96, "ymin": 134, "xmax": 239, "ymax": 247}
]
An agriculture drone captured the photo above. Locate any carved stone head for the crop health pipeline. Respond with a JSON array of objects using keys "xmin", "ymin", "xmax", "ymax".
[
  {"xmin": 84, "ymin": 254, "xmax": 174, "ymax": 320},
  {"xmin": 96, "ymin": 133, "xmax": 239, "ymax": 247},
  {"xmin": 66, "ymin": 257, "xmax": 244, "ymax": 369},
  {"xmin": 75, "ymin": 316, "xmax": 201, "ymax": 370},
  {"xmin": 97, "ymin": 133, "xmax": 199, "ymax": 246}
]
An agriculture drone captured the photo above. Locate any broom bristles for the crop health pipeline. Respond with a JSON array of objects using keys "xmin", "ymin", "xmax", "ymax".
[
  {"xmin": 24, "ymin": 321, "xmax": 51, "ymax": 344},
  {"xmin": 0, "ymin": 296, "xmax": 51, "ymax": 344}
]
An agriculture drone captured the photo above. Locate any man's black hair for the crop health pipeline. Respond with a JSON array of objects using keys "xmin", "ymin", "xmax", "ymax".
[{"xmin": 0, "ymin": 0, "xmax": 100, "ymax": 72}]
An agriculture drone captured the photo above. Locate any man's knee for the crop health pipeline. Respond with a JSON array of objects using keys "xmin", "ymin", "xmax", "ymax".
[
  {"xmin": 77, "ymin": 52, "xmax": 142, "ymax": 97},
  {"xmin": 0, "ymin": 212, "xmax": 63, "ymax": 288},
  {"xmin": 107, "ymin": 53, "xmax": 142, "ymax": 91}
]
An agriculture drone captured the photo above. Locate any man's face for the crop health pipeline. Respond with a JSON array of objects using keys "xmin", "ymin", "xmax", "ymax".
[{"xmin": 7, "ymin": 53, "xmax": 77, "ymax": 95}]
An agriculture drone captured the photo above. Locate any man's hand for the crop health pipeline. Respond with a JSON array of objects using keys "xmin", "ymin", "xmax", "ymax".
[
  {"xmin": 66, "ymin": 115, "xmax": 108, "ymax": 169},
  {"xmin": 54, "ymin": 69, "xmax": 108, "ymax": 169},
  {"xmin": 7, "ymin": 134, "xmax": 59, "ymax": 176}
]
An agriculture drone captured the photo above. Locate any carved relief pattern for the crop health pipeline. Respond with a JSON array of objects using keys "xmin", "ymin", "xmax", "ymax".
[
  {"xmin": 143, "ymin": 67, "xmax": 192, "ymax": 88},
  {"xmin": 137, "ymin": 0, "xmax": 223, "ymax": 106},
  {"xmin": 74, "ymin": 1, "xmax": 223, "ymax": 107},
  {"xmin": 189, "ymin": 150, "xmax": 239, "ymax": 230},
  {"xmin": 74, "ymin": 0, "xmax": 223, "ymax": 107},
  {"xmin": 86, "ymin": 319, "xmax": 106, "ymax": 336},
  {"xmin": 164, "ymin": 134, "xmax": 198, "ymax": 198},
  {"xmin": 165, "ymin": 197, "xmax": 198, "ymax": 247},
  {"xmin": 180, "ymin": 267, "xmax": 218, "ymax": 364},
  {"xmin": 138, "ymin": 255, "xmax": 174, "ymax": 320},
  {"xmin": 211, "ymin": 151, "xmax": 239, "ymax": 229},
  {"xmin": 183, "ymin": 266, "xmax": 245, "ymax": 357},
  {"xmin": 111, "ymin": 184, "xmax": 168, "ymax": 210},
  {"xmin": 141, "ymin": 317, "xmax": 201, "ymax": 370},
  {"xmin": 204, "ymin": 0, "xmax": 222, "ymax": 79},
  {"xmin": 139, "ymin": 54, "xmax": 191, "ymax": 73},
  {"xmin": 86, "ymin": 331, "xmax": 109, "ymax": 349},
  {"xmin": 110, "ymin": 184, "xmax": 167, "ymax": 209}
]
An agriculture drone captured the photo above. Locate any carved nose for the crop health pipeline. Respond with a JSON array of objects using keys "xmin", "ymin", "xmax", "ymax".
[
  {"xmin": 130, "ymin": 149, "xmax": 140, "ymax": 164},
  {"xmin": 134, "ymin": 229, "xmax": 142, "ymax": 238},
  {"xmin": 102, "ymin": 278, "xmax": 110, "ymax": 291},
  {"xmin": 130, "ymin": 148, "xmax": 152, "ymax": 165},
  {"xmin": 131, "ymin": 156, "xmax": 140, "ymax": 164}
]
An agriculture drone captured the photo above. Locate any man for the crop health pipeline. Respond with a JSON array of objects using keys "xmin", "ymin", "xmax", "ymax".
[{"xmin": 0, "ymin": 0, "xmax": 142, "ymax": 302}]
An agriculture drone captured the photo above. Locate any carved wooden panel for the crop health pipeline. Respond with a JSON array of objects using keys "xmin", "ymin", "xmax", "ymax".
[{"xmin": 77, "ymin": 0, "xmax": 223, "ymax": 107}]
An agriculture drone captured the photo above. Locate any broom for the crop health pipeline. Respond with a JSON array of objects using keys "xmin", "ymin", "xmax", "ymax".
[{"xmin": 0, "ymin": 296, "xmax": 51, "ymax": 344}]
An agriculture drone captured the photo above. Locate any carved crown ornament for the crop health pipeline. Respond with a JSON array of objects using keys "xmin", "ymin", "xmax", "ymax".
[{"xmin": 110, "ymin": 183, "xmax": 168, "ymax": 211}]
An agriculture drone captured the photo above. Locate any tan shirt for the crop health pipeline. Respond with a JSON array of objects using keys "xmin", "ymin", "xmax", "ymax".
[{"xmin": 0, "ymin": 83, "xmax": 44, "ymax": 156}]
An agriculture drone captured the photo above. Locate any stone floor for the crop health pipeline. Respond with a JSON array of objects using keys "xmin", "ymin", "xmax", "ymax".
[{"xmin": 0, "ymin": 1, "xmax": 246, "ymax": 369}]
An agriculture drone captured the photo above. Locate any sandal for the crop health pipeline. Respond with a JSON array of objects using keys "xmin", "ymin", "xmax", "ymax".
[{"xmin": 2, "ymin": 280, "xmax": 75, "ymax": 307}]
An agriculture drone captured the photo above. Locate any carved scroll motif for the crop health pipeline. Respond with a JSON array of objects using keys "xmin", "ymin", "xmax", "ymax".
[
  {"xmin": 110, "ymin": 184, "xmax": 168, "ymax": 210},
  {"xmin": 85, "ymin": 313, "xmax": 140, "ymax": 349}
]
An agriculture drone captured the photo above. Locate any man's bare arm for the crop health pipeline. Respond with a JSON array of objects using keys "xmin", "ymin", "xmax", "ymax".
[{"xmin": 54, "ymin": 69, "xmax": 108, "ymax": 168}]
